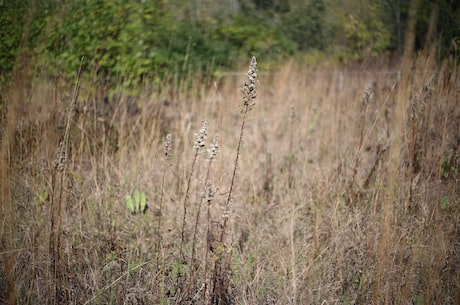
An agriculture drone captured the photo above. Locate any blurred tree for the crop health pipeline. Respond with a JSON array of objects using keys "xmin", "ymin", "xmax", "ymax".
[
  {"xmin": 383, "ymin": 0, "xmax": 459, "ymax": 60},
  {"xmin": 252, "ymin": 0, "xmax": 289, "ymax": 12},
  {"xmin": 1, "ymin": 0, "xmax": 458, "ymax": 86},
  {"xmin": 281, "ymin": 0, "xmax": 328, "ymax": 51},
  {"xmin": 385, "ymin": 0, "xmax": 406, "ymax": 55},
  {"xmin": 0, "ymin": 0, "xmax": 27, "ymax": 75},
  {"xmin": 415, "ymin": 0, "xmax": 459, "ymax": 58},
  {"xmin": 215, "ymin": 12, "xmax": 297, "ymax": 66},
  {"xmin": 43, "ymin": 0, "xmax": 171, "ymax": 83}
]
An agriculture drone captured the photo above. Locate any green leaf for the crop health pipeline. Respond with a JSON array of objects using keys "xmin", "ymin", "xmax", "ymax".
[
  {"xmin": 140, "ymin": 192, "xmax": 147, "ymax": 213},
  {"xmin": 415, "ymin": 293, "xmax": 424, "ymax": 305},
  {"xmin": 441, "ymin": 195, "xmax": 449, "ymax": 210},
  {"xmin": 33, "ymin": 190, "xmax": 49, "ymax": 206},
  {"xmin": 125, "ymin": 195, "xmax": 134, "ymax": 213},
  {"xmin": 134, "ymin": 189, "xmax": 141, "ymax": 212},
  {"xmin": 38, "ymin": 190, "xmax": 48, "ymax": 203}
]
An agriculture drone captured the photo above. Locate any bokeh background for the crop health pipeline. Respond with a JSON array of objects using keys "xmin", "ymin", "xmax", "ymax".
[{"xmin": 1, "ymin": 0, "xmax": 459, "ymax": 83}]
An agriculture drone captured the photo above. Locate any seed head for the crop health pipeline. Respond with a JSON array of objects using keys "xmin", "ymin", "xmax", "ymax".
[
  {"xmin": 194, "ymin": 120, "xmax": 208, "ymax": 151},
  {"xmin": 241, "ymin": 56, "xmax": 257, "ymax": 114},
  {"xmin": 164, "ymin": 134, "xmax": 172, "ymax": 158},
  {"xmin": 419, "ymin": 75, "xmax": 435, "ymax": 112},
  {"xmin": 52, "ymin": 141, "xmax": 67, "ymax": 172},
  {"xmin": 410, "ymin": 75, "xmax": 435, "ymax": 123},
  {"xmin": 203, "ymin": 181, "xmax": 217, "ymax": 206},
  {"xmin": 290, "ymin": 103, "xmax": 295, "ymax": 121},
  {"xmin": 207, "ymin": 134, "xmax": 219, "ymax": 162},
  {"xmin": 410, "ymin": 97, "xmax": 418, "ymax": 123},
  {"xmin": 361, "ymin": 80, "xmax": 376, "ymax": 107}
]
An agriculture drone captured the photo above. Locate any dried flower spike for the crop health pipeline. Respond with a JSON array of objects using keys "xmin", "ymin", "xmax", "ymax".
[
  {"xmin": 194, "ymin": 120, "xmax": 208, "ymax": 150},
  {"xmin": 241, "ymin": 56, "xmax": 257, "ymax": 114},
  {"xmin": 164, "ymin": 134, "xmax": 172, "ymax": 158},
  {"xmin": 419, "ymin": 75, "xmax": 435, "ymax": 113},
  {"xmin": 207, "ymin": 134, "xmax": 219, "ymax": 162},
  {"xmin": 290, "ymin": 103, "xmax": 296, "ymax": 121},
  {"xmin": 361, "ymin": 80, "xmax": 376, "ymax": 107},
  {"xmin": 410, "ymin": 98, "xmax": 417, "ymax": 123},
  {"xmin": 205, "ymin": 181, "xmax": 217, "ymax": 206},
  {"xmin": 52, "ymin": 141, "xmax": 67, "ymax": 172},
  {"xmin": 410, "ymin": 75, "xmax": 435, "ymax": 123}
]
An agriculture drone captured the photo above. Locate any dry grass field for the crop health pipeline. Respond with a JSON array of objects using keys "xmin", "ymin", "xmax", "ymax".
[{"xmin": 1, "ymin": 55, "xmax": 459, "ymax": 304}]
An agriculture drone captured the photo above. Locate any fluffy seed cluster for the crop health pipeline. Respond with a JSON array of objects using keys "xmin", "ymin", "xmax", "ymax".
[
  {"xmin": 164, "ymin": 134, "xmax": 172, "ymax": 158},
  {"xmin": 361, "ymin": 80, "xmax": 376, "ymax": 107},
  {"xmin": 52, "ymin": 141, "xmax": 67, "ymax": 172},
  {"xmin": 207, "ymin": 134, "xmax": 219, "ymax": 162},
  {"xmin": 410, "ymin": 75, "xmax": 435, "ymax": 123},
  {"xmin": 194, "ymin": 121, "xmax": 208, "ymax": 150},
  {"xmin": 241, "ymin": 56, "xmax": 257, "ymax": 113},
  {"xmin": 222, "ymin": 202, "xmax": 230, "ymax": 220},
  {"xmin": 204, "ymin": 181, "xmax": 217, "ymax": 206},
  {"xmin": 409, "ymin": 99, "xmax": 417, "ymax": 123},
  {"xmin": 290, "ymin": 103, "xmax": 295, "ymax": 121},
  {"xmin": 419, "ymin": 75, "xmax": 435, "ymax": 112}
]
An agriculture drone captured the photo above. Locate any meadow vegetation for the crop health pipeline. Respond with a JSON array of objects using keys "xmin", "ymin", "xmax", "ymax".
[{"xmin": 1, "ymin": 49, "xmax": 459, "ymax": 305}]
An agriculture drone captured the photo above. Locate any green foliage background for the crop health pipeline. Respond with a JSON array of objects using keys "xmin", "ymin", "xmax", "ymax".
[
  {"xmin": 1, "ymin": 0, "xmax": 459, "ymax": 84},
  {"xmin": 0, "ymin": 0, "xmax": 26, "ymax": 75}
]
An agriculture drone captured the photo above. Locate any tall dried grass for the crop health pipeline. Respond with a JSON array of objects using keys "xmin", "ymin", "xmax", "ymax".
[{"xmin": 0, "ymin": 55, "xmax": 459, "ymax": 304}]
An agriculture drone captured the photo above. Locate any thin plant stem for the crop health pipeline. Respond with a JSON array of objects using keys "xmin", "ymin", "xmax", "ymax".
[
  {"xmin": 179, "ymin": 120, "xmax": 208, "ymax": 261},
  {"xmin": 179, "ymin": 151, "xmax": 199, "ymax": 260},
  {"xmin": 50, "ymin": 57, "xmax": 83, "ymax": 304},
  {"xmin": 155, "ymin": 134, "xmax": 172, "ymax": 301},
  {"xmin": 220, "ymin": 117, "xmax": 245, "ymax": 243}
]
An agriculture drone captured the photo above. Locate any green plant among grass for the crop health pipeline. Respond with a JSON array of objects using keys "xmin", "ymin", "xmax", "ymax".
[
  {"xmin": 440, "ymin": 195, "xmax": 450, "ymax": 210},
  {"xmin": 441, "ymin": 148, "xmax": 459, "ymax": 179},
  {"xmin": 125, "ymin": 189, "xmax": 147, "ymax": 214},
  {"xmin": 34, "ymin": 189, "xmax": 49, "ymax": 206}
]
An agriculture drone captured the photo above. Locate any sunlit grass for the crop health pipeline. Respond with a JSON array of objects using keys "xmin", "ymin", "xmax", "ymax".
[{"xmin": 1, "ymin": 57, "xmax": 459, "ymax": 304}]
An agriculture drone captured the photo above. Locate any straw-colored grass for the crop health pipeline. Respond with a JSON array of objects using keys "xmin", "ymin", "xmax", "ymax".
[{"xmin": 1, "ymin": 56, "xmax": 459, "ymax": 304}]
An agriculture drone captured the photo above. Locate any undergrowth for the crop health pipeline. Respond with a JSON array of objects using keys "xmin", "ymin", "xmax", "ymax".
[{"xmin": 1, "ymin": 55, "xmax": 459, "ymax": 304}]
